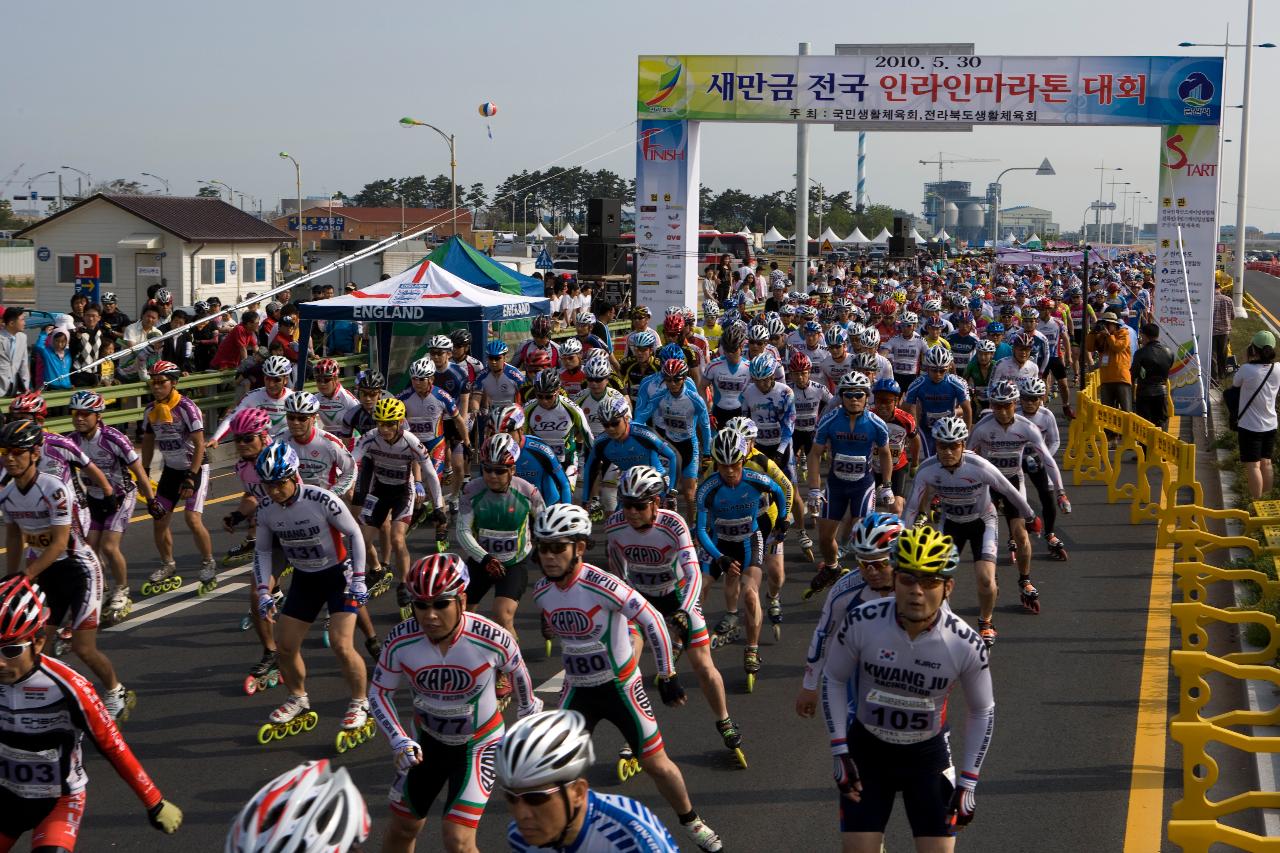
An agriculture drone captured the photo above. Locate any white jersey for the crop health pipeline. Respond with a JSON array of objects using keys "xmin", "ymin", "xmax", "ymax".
[
  {"xmin": 968, "ymin": 412, "xmax": 1062, "ymax": 490},
  {"xmin": 989, "ymin": 356, "xmax": 1040, "ymax": 387},
  {"xmin": 352, "ymin": 428, "xmax": 441, "ymax": 503},
  {"xmin": 70, "ymin": 425, "xmax": 138, "ymax": 497},
  {"xmin": 741, "ymin": 381, "xmax": 796, "ymax": 449},
  {"xmin": 873, "ymin": 352, "xmax": 894, "ymax": 383},
  {"xmin": 822, "ymin": 598, "xmax": 995, "ymax": 780},
  {"xmin": 798, "ymin": 342, "xmax": 831, "ymax": 373},
  {"xmin": 819, "ymin": 352, "xmax": 855, "ymax": 390},
  {"xmin": 904, "ymin": 451, "xmax": 1033, "ymax": 525},
  {"xmin": 703, "ymin": 356, "xmax": 752, "ymax": 410},
  {"xmin": 1022, "ymin": 406, "xmax": 1061, "ymax": 457},
  {"xmin": 604, "ymin": 508, "xmax": 701, "ymax": 598},
  {"xmin": 574, "ymin": 388, "xmax": 628, "ymax": 435},
  {"xmin": 284, "ymin": 427, "xmax": 356, "ymax": 494},
  {"xmin": 212, "ymin": 386, "xmax": 293, "ymax": 442},
  {"xmin": 142, "ymin": 395, "xmax": 205, "ymax": 469},
  {"xmin": 315, "ymin": 385, "xmax": 359, "ymax": 439},
  {"xmin": 398, "ymin": 387, "xmax": 459, "ymax": 448},
  {"xmin": 803, "ymin": 569, "xmax": 884, "ymax": 691},
  {"xmin": 524, "ymin": 397, "xmax": 593, "ymax": 465},
  {"xmin": 793, "ymin": 380, "xmax": 833, "ymax": 434},
  {"xmin": 884, "ymin": 335, "xmax": 927, "ymax": 375},
  {"xmin": 253, "ymin": 483, "xmax": 366, "ymax": 586},
  {"xmin": 0, "ymin": 472, "xmax": 92, "ymax": 563},
  {"xmin": 1036, "ymin": 317, "xmax": 1068, "ymax": 358}
]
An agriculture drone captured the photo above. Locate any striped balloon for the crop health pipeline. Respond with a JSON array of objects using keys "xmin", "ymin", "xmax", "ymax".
[{"xmin": 478, "ymin": 102, "xmax": 498, "ymax": 117}]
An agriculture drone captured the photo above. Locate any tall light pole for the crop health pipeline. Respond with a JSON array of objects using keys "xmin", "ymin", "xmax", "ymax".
[
  {"xmin": 59, "ymin": 165, "xmax": 91, "ymax": 200},
  {"xmin": 991, "ymin": 158, "xmax": 1055, "ymax": 245},
  {"xmin": 1121, "ymin": 189, "xmax": 1141, "ymax": 242},
  {"xmin": 1092, "ymin": 164, "xmax": 1123, "ymax": 243},
  {"xmin": 399, "ymin": 116, "xmax": 457, "ymax": 238},
  {"xmin": 141, "ymin": 172, "xmax": 169, "ymax": 194},
  {"xmin": 1105, "ymin": 179, "xmax": 1129, "ymax": 243},
  {"xmin": 523, "ymin": 194, "xmax": 533, "ymax": 243},
  {"xmin": 278, "ymin": 152, "xmax": 302, "ymax": 271},
  {"xmin": 203, "ymin": 180, "xmax": 235, "ymax": 205}
]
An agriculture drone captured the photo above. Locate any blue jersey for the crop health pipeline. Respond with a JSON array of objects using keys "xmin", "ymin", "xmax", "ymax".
[
  {"xmin": 435, "ymin": 362, "xmax": 472, "ymax": 403},
  {"xmin": 633, "ymin": 374, "xmax": 697, "ymax": 426},
  {"xmin": 508, "ymin": 789, "xmax": 679, "ymax": 852},
  {"xmin": 904, "ymin": 373, "xmax": 969, "ymax": 427},
  {"xmin": 634, "ymin": 384, "xmax": 711, "ymax": 449},
  {"xmin": 582, "ymin": 423, "xmax": 679, "ymax": 503},
  {"xmin": 515, "ymin": 435, "xmax": 571, "ymax": 505},
  {"xmin": 946, "ymin": 332, "xmax": 979, "ymax": 369},
  {"xmin": 813, "ymin": 408, "xmax": 889, "ymax": 482},
  {"xmin": 695, "ymin": 468, "xmax": 788, "ymax": 559},
  {"xmin": 993, "ymin": 341, "xmax": 1013, "ymax": 362}
]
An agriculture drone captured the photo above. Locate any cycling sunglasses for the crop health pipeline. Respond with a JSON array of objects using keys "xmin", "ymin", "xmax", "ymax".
[
  {"xmin": 233, "ymin": 433, "xmax": 262, "ymax": 443},
  {"xmin": 412, "ymin": 598, "xmax": 457, "ymax": 611},
  {"xmin": 895, "ymin": 571, "xmax": 945, "ymax": 589},
  {"xmin": 535, "ymin": 541, "xmax": 572, "ymax": 554},
  {"xmin": 482, "ymin": 465, "xmax": 513, "ymax": 475},
  {"xmin": 840, "ymin": 390, "xmax": 869, "ymax": 400},
  {"xmin": 503, "ymin": 784, "xmax": 564, "ymax": 806},
  {"xmin": 0, "ymin": 641, "xmax": 34, "ymax": 659},
  {"xmin": 601, "ymin": 418, "xmax": 625, "ymax": 428},
  {"xmin": 620, "ymin": 500, "xmax": 653, "ymax": 511}
]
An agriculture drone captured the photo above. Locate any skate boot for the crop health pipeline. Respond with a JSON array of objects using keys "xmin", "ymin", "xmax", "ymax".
[
  {"xmin": 101, "ymin": 586, "xmax": 132, "ymax": 627},
  {"xmin": 141, "ymin": 562, "xmax": 181, "ymax": 596},
  {"xmin": 1019, "ymin": 577, "xmax": 1041, "ymax": 614},
  {"xmin": 396, "ymin": 582, "xmax": 413, "ymax": 621},
  {"xmin": 766, "ymin": 594, "xmax": 783, "ymax": 641},
  {"xmin": 222, "ymin": 536, "xmax": 256, "ymax": 566},
  {"xmin": 102, "ymin": 684, "xmax": 137, "ymax": 722},
  {"xmin": 53, "ymin": 626, "xmax": 72, "ymax": 657},
  {"xmin": 447, "ymin": 496, "xmax": 459, "ymax": 517},
  {"xmin": 367, "ymin": 567, "xmax": 394, "ymax": 598},
  {"xmin": 335, "ymin": 699, "xmax": 376, "ymax": 753},
  {"xmin": 1046, "ymin": 534, "xmax": 1068, "ymax": 561},
  {"xmin": 495, "ymin": 673, "xmax": 513, "ymax": 711},
  {"xmin": 541, "ymin": 611, "xmax": 555, "ymax": 658},
  {"xmin": 681, "ymin": 816, "xmax": 724, "ymax": 853},
  {"xmin": 803, "ymin": 563, "xmax": 848, "ymax": 600},
  {"xmin": 716, "ymin": 717, "xmax": 747, "ymax": 768},
  {"xmin": 798, "ymin": 531, "xmax": 815, "ymax": 563},
  {"xmin": 616, "ymin": 744, "xmax": 642, "ymax": 782},
  {"xmin": 710, "ymin": 612, "xmax": 741, "ymax": 649},
  {"xmin": 243, "ymin": 650, "xmax": 280, "ymax": 695},
  {"xmin": 364, "ymin": 635, "xmax": 382, "ymax": 662},
  {"xmin": 667, "ymin": 610, "xmax": 691, "ymax": 663},
  {"xmin": 198, "ymin": 560, "xmax": 218, "ymax": 595},
  {"xmin": 258, "ymin": 694, "xmax": 318, "ymax": 744},
  {"xmin": 744, "ymin": 645, "xmax": 761, "ymax": 693},
  {"xmin": 435, "ymin": 521, "xmax": 449, "ymax": 554},
  {"xmin": 977, "ymin": 619, "xmax": 997, "ymax": 649}
]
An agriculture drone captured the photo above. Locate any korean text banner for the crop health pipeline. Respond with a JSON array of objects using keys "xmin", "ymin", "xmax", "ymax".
[{"xmin": 638, "ymin": 55, "xmax": 1222, "ymax": 127}]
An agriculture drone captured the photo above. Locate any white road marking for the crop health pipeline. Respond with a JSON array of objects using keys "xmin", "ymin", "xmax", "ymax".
[
  {"xmin": 106, "ymin": 582, "xmax": 248, "ymax": 632},
  {"xmin": 535, "ymin": 671, "xmax": 565, "ymax": 694},
  {"xmin": 126, "ymin": 566, "xmax": 253, "ymax": 614}
]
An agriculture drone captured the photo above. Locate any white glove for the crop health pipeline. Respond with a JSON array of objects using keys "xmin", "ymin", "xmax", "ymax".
[
  {"xmin": 348, "ymin": 575, "xmax": 369, "ymax": 606},
  {"xmin": 256, "ymin": 587, "xmax": 276, "ymax": 619},
  {"xmin": 877, "ymin": 485, "xmax": 894, "ymax": 505},
  {"xmin": 518, "ymin": 695, "xmax": 546, "ymax": 718},
  {"xmin": 391, "ymin": 736, "xmax": 423, "ymax": 773}
]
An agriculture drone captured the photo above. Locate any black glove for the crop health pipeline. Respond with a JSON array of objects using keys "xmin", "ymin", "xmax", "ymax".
[
  {"xmin": 656, "ymin": 673, "xmax": 686, "ymax": 706},
  {"xmin": 147, "ymin": 498, "xmax": 167, "ymax": 519},
  {"xmin": 481, "ymin": 554, "xmax": 505, "ymax": 579},
  {"xmin": 710, "ymin": 555, "xmax": 735, "ymax": 580},
  {"xmin": 947, "ymin": 784, "xmax": 977, "ymax": 830},
  {"xmin": 430, "ymin": 507, "xmax": 448, "ymax": 525},
  {"xmin": 224, "ymin": 510, "xmax": 246, "ymax": 532},
  {"xmin": 833, "ymin": 753, "xmax": 860, "ymax": 795},
  {"xmin": 178, "ymin": 472, "xmax": 197, "ymax": 497},
  {"xmin": 773, "ymin": 516, "xmax": 790, "ymax": 538}
]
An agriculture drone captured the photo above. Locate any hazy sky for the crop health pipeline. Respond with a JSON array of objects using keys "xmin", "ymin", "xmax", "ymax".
[{"xmin": 5, "ymin": 0, "xmax": 1278, "ymax": 232}]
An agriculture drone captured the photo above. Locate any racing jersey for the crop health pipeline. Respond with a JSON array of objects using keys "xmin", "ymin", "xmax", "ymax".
[
  {"xmin": 903, "ymin": 451, "xmax": 1034, "ymax": 525},
  {"xmin": 456, "ymin": 476, "xmax": 543, "ymax": 567},
  {"xmin": 36, "ymin": 433, "xmax": 92, "ymax": 488},
  {"xmin": 813, "ymin": 408, "xmax": 890, "ymax": 483},
  {"xmin": 369, "ymin": 612, "xmax": 538, "ymax": 748},
  {"xmin": 989, "ymin": 356, "xmax": 1040, "ymax": 387},
  {"xmin": 234, "ymin": 457, "xmax": 270, "ymax": 508},
  {"xmin": 70, "ymin": 425, "xmax": 138, "ymax": 498},
  {"xmin": 340, "ymin": 402, "xmax": 376, "ymax": 440},
  {"xmin": 694, "ymin": 468, "xmax": 788, "ymax": 559},
  {"xmin": 533, "ymin": 562, "xmax": 676, "ymax": 685},
  {"xmin": 819, "ymin": 352, "xmax": 855, "ymax": 390},
  {"xmin": 0, "ymin": 473, "xmax": 92, "ymax": 563},
  {"xmin": 398, "ymin": 386, "xmax": 459, "ymax": 459},
  {"xmin": 352, "ymin": 428, "xmax": 441, "ymax": 503},
  {"xmin": 797, "ymin": 341, "xmax": 831, "ymax": 373},
  {"xmin": 581, "ymin": 424, "xmax": 678, "ymax": 504},
  {"xmin": 523, "ymin": 397, "xmax": 593, "ymax": 468},
  {"xmin": 475, "ymin": 363, "xmax": 524, "ymax": 409},
  {"xmin": 604, "ymin": 508, "xmax": 701, "ymax": 599},
  {"xmin": 0, "ymin": 655, "xmax": 162, "ymax": 805},
  {"xmin": 793, "ymin": 380, "xmax": 833, "ymax": 434},
  {"xmin": 872, "ymin": 408, "xmax": 917, "ymax": 473},
  {"xmin": 212, "ymin": 386, "xmax": 292, "ymax": 442},
  {"xmin": 946, "ymin": 332, "xmax": 979, "ymax": 369},
  {"xmin": 702, "ymin": 356, "xmax": 751, "ymax": 410},
  {"xmin": 573, "ymin": 388, "xmax": 628, "ymax": 436},
  {"xmin": 508, "ymin": 790, "xmax": 679, "ymax": 853},
  {"xmin": 284, "ymin": 427, "xmax": 356, "ymax": 494},
  {"xmin": 1017, "ymin": 327, "xmax": 1052, "ymax": 373},
  {"xmin": 559, "ymin": 366, "xmax": 587, "ymax": 398},
  {"xmin": 1036, "ymin": 317, "xmax": 1068, "ymax": 361},
  {"xmin": 884, "ymin": 334, "xmax": 926, "ymax": 375},
  {"xmin": 434, "ymin": 362, "xmax": 472, "ymax": 416},
  {"xmin": 315, "ymin": 385, "xmax": 359, "ymax": 440},
  {"xmin": 143, "ymin": 394, "xmax": 205, "ymax": 469},
  {"xmin": 822, "ymin": 598, "xmax": 995, "ymax": 785},
  {"xmin": 634, "ymin": 386, "xmax": 711, "ymax": 449},
  {"xmin": 513, "ymin": 339, "xmax": 561, "ymax": 370},
  {"xmin": 617, "ymin": 355, "xmax": 660, "ymax": 399},
  {"xmin": 904, "ymin": 374, "xmax": 970, "ymax": 430},
  {"xmin": 1022, "ymin": 406, "xmax": 1061, "ymax": 457},
  {"xmin": 514, "ymin": 436, "xmax": 572, "ymax": 505},
  {"xmin": 741, "ymin": 381, "xmax": 796, "ymax": 450},
  {"xmin": 802, "ymin": 570, "xmax": 882, "ymax": 692},
  {"xmin": 252, "ymin": 483, "xmax": 366, "ymax": 589},
  {"xmin": 968, "ymin": 412, "xmax": 1063, "ymax": 491},
  {"xmin": 633, "ymin": 374, "xmax": 697, "ymax": 428},
  {"xmin": 963, "ymin": 360, "xmax": 995, "ymax": 409}
]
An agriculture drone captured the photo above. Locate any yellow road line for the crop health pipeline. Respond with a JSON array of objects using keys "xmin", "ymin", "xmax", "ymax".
[
  {"xmin": 1246, "ymin": 292, "xmax": 1280, "ymax": 330},
  {"xmin": 1122, "ymin": 414, "xmax": 1179, "ymax": 851}
]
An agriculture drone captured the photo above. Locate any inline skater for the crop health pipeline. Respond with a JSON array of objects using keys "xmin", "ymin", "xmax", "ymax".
[
  {"xmin": 795, "ymin": 512, "xmax": 902, "ymax": 719},
  {"xmin": 0, "ymin": 420, "xmax": 134, "ymax": 719},
  {"xmin": 606, "ymin": 465, "xmax": 743, "ymax": 763},
  {"xmin": 0, "ymin": 575, "xmax": 183, "ymax": 846},
  {"xmin": 67, "ymin": 390, "xmax": 161, "ymax": 625},
  {"xmin": 209, "ymin": 354, "xmax": 295, "ymax": 443},
  {"xmin": 700, "ymin": 324, "xmax": 750, "ymax": 426},
  {"xmin": 1018, "ymin": 376, "xmax": 1070, "ymax": 560},
  {"xmin": 870, "ymin": 379, "xmax": 919, "ymax": 517},
  {"xmin": 498, "ymin": 710, "xmax": 680, "ymax": 852},
  {"xmin": 806, "ymin": 373, "xmax": 893, "ymax": 597},
  {"xmin": 742, "ymin": 352, "xmax": 797, "ymax": 476},
  {"xmin": 632, "ymin": 357, "xmax": 711, "ymax": 524},
  {"xmin": 522, "ymin": 370, "xmax": 593, "ymax": 492},
  {"xmin": 904, "ymin": 346, "xmax": 972, "ymax": 458},
  {"xmin": 139, "ymin": 360, "xmax": 218, "ymax": 594},
  {"xmin": 822, "ymin": 525, "xmax": 995, "ymax": 853},
  {"xmin": 580, "ymin": 396, "xmax": 678, "ymax": 522},
  {"xmin": 557, "ymin": 338, "xmax": 588, "ymax": 397},
  {"xmin": 252, "ymin": 442, "xmax": 373, "ymax": 748},
  {"xmin": 226, "ymin": 759, "xmax": 366, "ymax": 851},
  {"xmin": 530, "ymin": 505, "xmax": 724, "ymax": 852},
  {"xmin": 633, "ymin": 344, "xmax": 695, "ymax": 430},
  {"xmin": 789, "ymin": 351, "xmax": 830, "ymax": 558},
  {"xmin": 820, "ymin": 327, "xmax": 856, "ymax": 389},
  {"xmin": 399, "ymin": 356, "xmax": 469, "ymax": 541},
  {"xmin": 1033, "ymin": 297, "xmax": 1075, "ymax": 418},
  {"xmin": 475, "ymin": 340, "xmax": 525, "ymax": 424},
  {"xmin": 904, "ymin": 416, "xmax": 1039, "ymax": 646},
  {"xmin": 946, "ymin": 311, "xmax": 980, "ymax": 372},
  {"xmin": 573, "ymin": 353, "xmax": 628, "ymax": 515},
  {"xmin": 963, "ymin": 339, "xmax": 998, "ymax": 416},
  {"xmin": 492, "ymin": 404, "xmax": 572, "ymax": 506},
  {"xmin": 618, "ymin": 330, "xmax": 661, "ymax": 399},
  {"xmin": 884, "ymin": 312, "xmax": 926, "ymax": 391},
  {"xmin": 311, "ymin": 357, "xmax": 359, "ymax": 449},
  {"xmin": 428, "ymin": 335, "xmax": 476, "ymax": 513},
  {"xmin": 369, "ymin": 553, "xmax": 542, "ymax": 853},
  {"xmin": 696, "ymin": 431, "xmax": 788, "ymax": 692},
  {"xmin": 514, "ymin": 315, "xmax": 561, "ymax": 371},
  {"xmin": 990, "ymin": 330, "xmax": 1041, "ymax": 388}
]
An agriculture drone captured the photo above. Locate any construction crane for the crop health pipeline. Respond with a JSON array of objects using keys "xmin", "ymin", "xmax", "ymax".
[
  {"xmin": 1, "ymin": 163, "xmax": 24, "ymax": 198},
  {"xmin": 918, "ymin": 152, "xmax": 997, "ymax": 183}
]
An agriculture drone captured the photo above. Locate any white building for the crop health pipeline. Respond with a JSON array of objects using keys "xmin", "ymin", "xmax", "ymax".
[
  {"xmin": 16, "ymin": 194, "xmax": 292, "ymax": 318},
  {"xmin": 997, "ymin": 205, "xmax": 1059, "ymax": 240}
]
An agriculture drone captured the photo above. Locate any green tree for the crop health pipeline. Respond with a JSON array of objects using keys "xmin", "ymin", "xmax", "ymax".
[
  {"xmin": 196, "ymin": 185, "xmax": 222, "ymax": 199},
  {"xmin": 352, "ymin": 178, "xmax": 399, "ymax": 207},
  {"xmin": 0, "ymin": 200, "xmax": 22, "ymax": 231}
]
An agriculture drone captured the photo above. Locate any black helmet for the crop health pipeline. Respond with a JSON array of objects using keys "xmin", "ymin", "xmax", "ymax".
[
  {"xmin": 449, "ymin": 329, "xmax": 472, "ymax": 347},
  {"xmin": 357, "ymin": 369, "xmax": 386, "ymax": 390},
  {"xmin": 720, "ymin": 324, "xmax": 746, "ymax": 352},
  {"xmin": 0, "ymin": 419, "xmax": 43, "ymax": 450}
]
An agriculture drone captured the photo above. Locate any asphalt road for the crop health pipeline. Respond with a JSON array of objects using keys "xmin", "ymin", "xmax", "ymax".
[{"xmin": 44, "ymin": 415, "xmax": 1169, "ymax": 852}]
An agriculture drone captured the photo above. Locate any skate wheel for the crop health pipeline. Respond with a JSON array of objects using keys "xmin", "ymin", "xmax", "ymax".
[
  {"xmin": 734, "ymin": 748, "xmax": 748, "ymax": 769},
  {"xmin": 303, "ymin": 711, "xmax": 318, "ymax": 731},
  {"xmin": 802, "ymin": 548, "xmax": 814, "ymax": 563},
  {"xmin": 617, "ymin": 759, "xmax": 630, "ymax": 782},
  {"xmin": 287, "ymin": 718, "xmax": 304, "ymax": 736},
  {"xmin": 120, "ymin": 691, "xmax": 137, "ymax": 722},
  {"xmin": 322, "ymin": 631, "xmax": 330, "ymax": 648},
  {"xmin": 240, "ymin": 616, "xmax": 251, "ymax": 631},
  {"xmin": 243, "ymin": 675, "xmax": 258, "ymax": 695},
  {"xmin": 801, "ymin": 588, "xmax": 815, "ymax": 601},
  {"xmin": 400, "ymin": 606, "xmax": 412, "ymax": 621},
  {"xmin": 267, "ymin": 672, "xmax": 280, "ymax": 688},
  {"xmin": 630, "ymin": 758, "xmax": 641, "ymax": 775},
  {"xmin": 364, "ymin": 721, "xmax": 376, "ymax": 739},
  {"xmin": 746, "ymin": 673, "xmax": 755, "ymax": 693},
  {"xmin": 335, "ymin": 731, "xmax": 349, "ymax": 753},
  {"xmin": 545, "ymin": 639, "xmax": 552, "ymax": 658},
  {"xmin": 272, "ymin": 724, "xmax": 288, "ymax": 741},
  {"xmin": 773, "ymin": 624, "xmax": 781, "ymax": 642},
  {"xmin": 256, "ymin": 724, "xmax": 274, "ymax": 745},
  {"xmin": 140, "ymin": 582, "xmax": 152, "ymax": 596}
]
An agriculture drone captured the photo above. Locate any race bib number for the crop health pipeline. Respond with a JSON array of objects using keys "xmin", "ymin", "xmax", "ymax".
[
  {"xmin": 477, "ymin": 528, "xmax": 520, "ymax": 558},
  {"xmin": 796, "ymin": 413, "xmax": 817, "ymax": 431},
  {"xmin": 414, "ymin": 701, "xmax": 475, "ymax": 745},
  {"xmin": 22, "ymin": 530, "xmax": 53, "ymax": 550},
  {"xmin": 158, "ymin": 438, "xmax": 183, "ymax": 452},
  {"xmin": 714, "ymin": 516, "xmax": 753, "ymax": 542},
  {"xmin": 863, "ymin": 688, "xmax": 937, "ymax": 745},
  {"xmin": 626, "ymin": 565, "xmax": 675, "ymax": 594},
  {"xmin": 0, "ymin": 741, "xmax": 60, "ymax": 798},
  {"xmin": 832, "ymin": 454, "xmax": 867, "ymax": 482},
  {"xmin": 563, "ymin": 641, "xmax": 613, "ymax": 686},
  {"xmin": 281, "ymin": 534, "xmax": 330, "ymax": 570},
  {"xmin": 991, "ymin": 454, "xmax": 1022, "ymax": 474},
  {"xmin": 662, "ymin": 412, "xmax": 690, "ymax": 435},
  {"xmin": 756, "ymin": 422, "xmax": 781, "ymax": 443}
]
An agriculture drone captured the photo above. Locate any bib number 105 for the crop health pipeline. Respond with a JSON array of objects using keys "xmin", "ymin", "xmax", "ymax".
[{"xmin": 869, "ymin": 707, "xmax": 929, "ymax": 731}]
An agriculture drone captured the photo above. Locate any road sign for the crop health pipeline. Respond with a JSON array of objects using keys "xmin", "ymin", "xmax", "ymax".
[
  {"xmin": 36, "ymin": 247, "xmax": 50, "ymax": 262},
  {"xmin": 535, "ymin": 248, "xmax": 554, "ymax": 270},
  {"xmin": 74, "ymin": 253, "xmax": 99, "ymax": 279},
  {"xmin": 821, "ymin": 240, "xmax": 834, "ymax": 253}
]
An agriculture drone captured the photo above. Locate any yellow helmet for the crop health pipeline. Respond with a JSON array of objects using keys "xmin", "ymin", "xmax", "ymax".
[
  {"xmin": 892, "ymin": 525, "xmax": 959, "ymax": 577},
  {"xmin": 372, "ymin": 397, "xmax": 406, "ymax": 423}
]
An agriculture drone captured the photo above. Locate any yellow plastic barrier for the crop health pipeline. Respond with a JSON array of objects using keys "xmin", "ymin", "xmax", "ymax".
[
  {"xmin": 1168, "ymin": 820, "xmax": 1280, "ymax": 852},
  {"xmin": 1171, "ymin": 649, "xmax": 1280, "ymax": 726},
  {"xmin": 1169, "ymin": 721, "xmax": 1280, "ymax": 821},
  {"xmin": 1173, "ymin": 561, "xmax": 1280, "ymax": 606}
]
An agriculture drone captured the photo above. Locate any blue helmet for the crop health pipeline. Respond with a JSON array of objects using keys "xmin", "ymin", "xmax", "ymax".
[
  {"xmin": 255, "ymin": 442, "xmax": 299, "ymax": 483},
  {"xmin": 657, "ymin": 343, "xmax": 686, "ymax": 362},
  {"xmin": 485, "ymin": 340, "xmax": 509, "ymax": 358},
  {"xmin": 629, "ymin": 329, "xmax": 659, "ymax": 349},
  {"xmin": 986, "ymin": 322, "xmax": 1005, "ymax": 335},
  {"xmin": 749, "ymin": 353, "xmax": 778, "ymax": 380},
  {"xmin": 872, "ymin": 377, "xmax": 901, "ymax": 396},
  {"xmin": 802, "ymin": 320, "xmax": 822, "ymax": 336}
]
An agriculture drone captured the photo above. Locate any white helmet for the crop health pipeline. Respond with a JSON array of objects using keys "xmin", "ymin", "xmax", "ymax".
[
  {"xmin": 723, "ymin": 416, "xmax": 758, "ymax": 441},
  {"xmin": 596, "ymin": 394, "xmax": 631, "ymax": 424},
  {"xmin": 987, "ymin": 378, "xmax": 1020, "ymax": 404},
  {"xmin": 899, "ymin": 311, "xmax": 919, "ymax": 326},
  {"xmin": 532, "ymin": 504, "xmax": 592, "ymax": 541},
  {"xmin": 618, "ymin": 465, "xmax": 667, "ymax": 501},
  {"xmin": 923, "ymin": 299, "xmax": 942, "ymax": 312},
  {"xmin": 710, "ymin": 429, "xmax": 748, "ymax": 465},
  {"xmin": 409, "ymin": 357, "xmax": 436, "ymax": 379},
  {"xmin": 263, "ymin": 356, "xmax": 293, "ymax": 378},
  {"xmin": 583, "ymin": 352, "xmax": 612, "ymax": 380},
  {"xmin": 837, "ymin": 372, "xmax": 873, "ymax": 394},
  {"xmin": 496, "ymin": 710, "xmax": 595, "ymax": 789},
  {"xmin": 849, "ymin": 512, "xmax": 906, "ymax": 560},
  {"xmin": 856, "ymin": 326, "xmax": 881, "ymax": 350},
  {"xmin": 976, "ymin": 339, "xmax": 998, "ymax": 354},
  {"xmin": 923, "ymin": 345, "xmax": 954, "ymax": 370},
  {"xmin": 428, "ymin": 335, "xmax": 453, "ymax": 351},
  {"xmin": 1018, "ymin": 376, "xmax": 1048, "ymax": 398},
  {"xmin": 225, "ymin": 759, "xmax": 369, "ymax": 853},
  {"xmin": 931, "ymin": 415, "xmax": 970, "ymax": 444},
  {"xmin": 560, "ymin": 338, "xmax": 583, "ymax": 356},
  {"xmin": 283, "ymin": 392, "xmax": 320, "ymax": 417}
]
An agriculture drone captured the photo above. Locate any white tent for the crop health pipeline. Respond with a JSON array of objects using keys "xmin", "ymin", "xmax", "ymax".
[
  {"xmin": 1026, "ymin": 232, "xmax": 1041, "ymax": 243},
  {"xmin": 935, "ymin": 229, "xmax": 951, "ymax": 242},
  {"xmin": 1004, "ymin": 232, "xmax": 1018, "ymax": 243},
  {"xmin": 557, "ymin": 224, "xmax": 579, "ymax": 242},
  {"xmin": 909, "ymin": 228, "xmax": 926, "ymax": 245},
  {"xmin": 871, "ymin": 227, "xmax": 891, "ymax": 244},
  {"xmin": 845, "ymin": 227, "xmax": 871, "ymax": 244},
  {"xmin": 762, "ymin": 226, "xmax": 786, "ymax": 243},
  {"xmin": 737, "ymin": 227, "xmax": 753, "ymax": 237},
  {"xmin": 526, "ymin": 223, "xmax": 552, "ymax": 239},
  {"xmin": 818, "ymin": 227, "xmax": 843, "ymax": 245}
]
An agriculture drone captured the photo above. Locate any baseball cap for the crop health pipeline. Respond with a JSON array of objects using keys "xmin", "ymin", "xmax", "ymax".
[{"xmin": 1253, "ymin": 330, "xmax": 1276, "ymax": 349}]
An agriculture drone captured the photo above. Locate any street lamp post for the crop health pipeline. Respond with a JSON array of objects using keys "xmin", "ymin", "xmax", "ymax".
[
  {"xmin": 399, "ymin": 117, "xmax": 457, "ymax": 238},
  {"xmin": 59, "ymin": 165, "xmax": 91, "ymax": 200},
  {"xmin": 523, "ymin": 194, "xmax": 532, "ymax": 244},
  {"xmin": 278, "ymin": 152, "xmax": 302, "ymax": 272},
  {"xmin": 991, "ymin": 159, "xmax": 1055, "ymax": 246},
  {"xmin": 1106, "ymin": 179, "xmax": 1129, "ymax": 243},
  {"xmin": 140, "ymin": 172, "xmax": 170, "ymax": 194},
  {"xmin": 1092, "ymin": 165, "xmax": 1123, "ymax": 243},
  {"xmin": 204, "ymin": 180, "xmax": 235, "ymax": 205}
]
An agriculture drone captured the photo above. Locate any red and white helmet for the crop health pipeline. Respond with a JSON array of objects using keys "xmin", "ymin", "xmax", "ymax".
[
  {"xmin": 226, "ymin": 759, "xmax": 369, "ymax": 853},
  {"xmin": 313, "ymin": 358, "xmax": 340, "ymax": 378},
  {"xmin": 149, "ymin": 360, "xmax": 181, "ymax": 380},
  {"xmin": 8, "ymin": 392, "xmax": 47, "ymax": 418},
  {"xmin": 0, "ymin": 575, "xmax": 48, "ymax": 643},
  {"xmin": 405, "ymin": 553, "xmax": 469, "ymax": 601}
]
